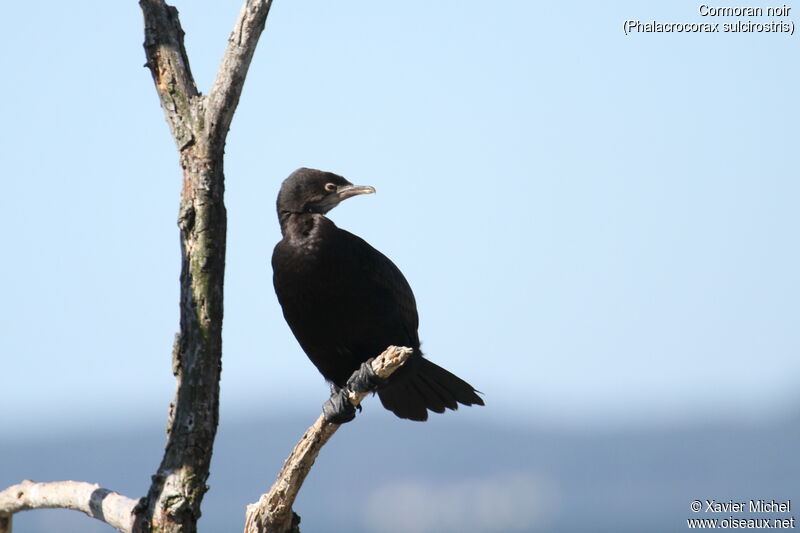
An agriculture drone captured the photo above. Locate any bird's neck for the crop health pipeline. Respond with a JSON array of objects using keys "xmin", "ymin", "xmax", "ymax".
[{"xmin": 279, "ymin": 211, "xmax": 330, "ymax": 243}]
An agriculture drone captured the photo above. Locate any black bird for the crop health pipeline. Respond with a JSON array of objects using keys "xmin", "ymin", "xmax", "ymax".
[{"xmin": 272, "ymin": 168, "xmax": 484, "ymax": 422}]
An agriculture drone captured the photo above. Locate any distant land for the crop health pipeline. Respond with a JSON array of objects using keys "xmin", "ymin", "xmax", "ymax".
[{"xmin": 2, "ymin": 409, "xmax": 797, "ymax": 532}]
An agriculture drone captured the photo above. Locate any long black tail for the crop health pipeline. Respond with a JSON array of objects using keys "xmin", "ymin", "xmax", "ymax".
[{"xmin": 377, "ymin": 356, "xmax": 484, "ymax": 421}]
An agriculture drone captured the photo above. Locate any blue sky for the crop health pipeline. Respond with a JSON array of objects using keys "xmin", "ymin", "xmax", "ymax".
[{"xmin": 1, "ymin": 1, "xmax": 798, "ymax": 438}]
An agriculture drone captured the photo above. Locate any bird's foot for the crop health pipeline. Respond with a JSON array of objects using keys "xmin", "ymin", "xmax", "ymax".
[
  {"xmin": 322, "ymin": 388, "xmax": 356, "ymax": 424},
  {"xmin": 345, "ymin": 358, "xmax": 388, "ymax": 394},
  {"xmin": 322, "ymin": 361, "xmax": 388, "ymax": 423}
]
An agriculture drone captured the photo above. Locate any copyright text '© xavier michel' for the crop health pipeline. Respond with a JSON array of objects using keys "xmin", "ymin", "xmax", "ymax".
[
  {"xmin": 695, "ymin": 499, "xmax": 792, "ymax": 513},
  {"xmin": 687, "ymin": 500, "xmax": 795, "ymax": 530}
]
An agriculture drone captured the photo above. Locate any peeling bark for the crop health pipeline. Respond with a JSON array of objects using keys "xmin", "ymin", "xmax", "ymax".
[
  {"xmin": 133, "ymin": 2, "xmax": 273, "ymax": 532},
  {"xmin": 0, "ymin": 3, "xmax": 403, "ymax": 533},
  {"xmin": 0, "ymin": 3, "xmax": 273, "ymax": 533}
]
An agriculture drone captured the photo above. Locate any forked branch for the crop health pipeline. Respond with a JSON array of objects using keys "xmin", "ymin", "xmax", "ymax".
[
  {"xmin": 0, "ymin": 2, "xmax": 274, "ymax": 533},
  {"xmin": 134, "ymin": 1, "xmax": 274, "ymax": 532}
]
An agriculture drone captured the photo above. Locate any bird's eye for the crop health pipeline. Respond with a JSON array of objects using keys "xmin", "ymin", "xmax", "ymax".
[{"xmin": 324, "ymin": 183, "xmax": 336, "ymax": 193}]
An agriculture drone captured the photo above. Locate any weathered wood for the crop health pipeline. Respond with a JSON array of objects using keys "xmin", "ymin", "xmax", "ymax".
[
  {"xmin": 139, "ymin": 0, "xmax": 199, "ymax": 151},
  {"xmin": 0, "ymin": 480, "xmax": 138, "ymax": 533},
  {"xmin": 243, "ymin": 346, "xmax": 413, "ymax": 533},
  {"xmin": 206, "ymin": 0, "xmax": 274, "ymax": 152},
  {"xmin": 0, "ymin": 3, "xmax": 275, "ymax": 533},
  {"xmin": 133, "ymin": 2, "xmax": 273, "ymax": 532},
  {"xmin": 1, "ymin": 1, "xmax": 275, "ymax": 527}
]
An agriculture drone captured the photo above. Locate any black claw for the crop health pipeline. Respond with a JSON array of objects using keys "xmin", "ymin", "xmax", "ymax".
[
  {"xmin": 322, "ymin": 388, "xmax": 356, "ymax": 424},
  {"xmin": 346, "ymin": 358, "xmax": 388, "ymax": 394}
]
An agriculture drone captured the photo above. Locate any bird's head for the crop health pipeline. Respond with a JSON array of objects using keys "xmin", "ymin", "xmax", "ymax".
[{"xmin": 277, "ymin": 168, "xmax": 375, "ymax": 217}]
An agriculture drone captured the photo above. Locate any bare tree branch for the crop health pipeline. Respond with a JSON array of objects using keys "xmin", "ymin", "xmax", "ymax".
[
  {"xmin": 0, "ymin": 480, "xmax": 138, "ymax": 533},
  {"xmin": 134, "ymin": 5, "xmax": 225, "ymax": 531},
  {"xmin": 133, "ymin": 2, "xmax": 274, "ymax": 532},
  {"xmin": 139, "ymin": 0, "xmax": 200, "ymax": 151},
  {"xmin": 243, "ymin": 346, "xmax": 414, "ymax": 533},
  {"xmin": 206, "ymin": 0, "xmax": 274, "ymax": 150},
  {"xmin": 2, "ymin": 0, "xmax": 275, "ymax": 526}
]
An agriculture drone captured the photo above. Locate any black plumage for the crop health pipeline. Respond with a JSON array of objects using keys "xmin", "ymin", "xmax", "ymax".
[{"xmin": 272, "ymin": 168, "xmax": 484, "ymax": 421}]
